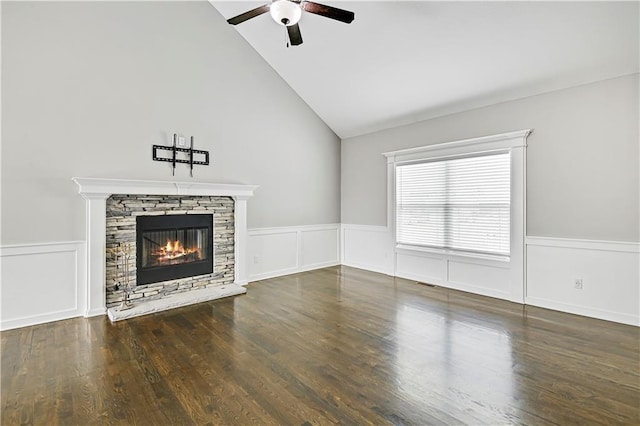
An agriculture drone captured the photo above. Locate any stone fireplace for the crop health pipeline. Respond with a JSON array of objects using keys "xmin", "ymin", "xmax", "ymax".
[
  {"xmin": 73, "ymin": 178, "xmax": 257, "ymax": 320},
  {"xmin": 105, "ymin": 195, "xmax": 232, "ymax": 308}
]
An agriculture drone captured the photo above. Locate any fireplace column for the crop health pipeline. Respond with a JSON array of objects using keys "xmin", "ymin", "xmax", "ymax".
[
  {"xmin": 234, "ymin": 195, "xmax": 250, "ymax": 285},
  {"xmin": 80, "ymin": 193, "xmax": 109, "ymax": 317}
]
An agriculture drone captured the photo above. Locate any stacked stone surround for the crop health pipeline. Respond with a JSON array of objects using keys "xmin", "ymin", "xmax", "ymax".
[{"xmin": 105, "ymin": 195, "xmax": 235, "ymax": 308}]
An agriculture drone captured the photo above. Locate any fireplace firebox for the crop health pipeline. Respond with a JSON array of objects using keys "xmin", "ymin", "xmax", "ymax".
[{"xmin": 136, "ymin": 214, "xmax": 213, "ymax": 285}]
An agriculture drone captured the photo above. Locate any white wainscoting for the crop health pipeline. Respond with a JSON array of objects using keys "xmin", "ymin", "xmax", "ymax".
[
  {"xmin": 395, "ymin": 247, "xmax": 514, "ymax": 301},
  {"xmin": 0, "ymin": 241, "xmax": 86, "ymax": 331},
  {"xmin": 526, "ymin": 237, "xmax": 640, "ymax": 326},
  {"xmin": 248, "ymin": 224, "xmax": 340, "ymax": 281},
  {"xmin": 341, "ymin": 224, "xmax": 394, "ymax": 275},
  {"xmin": 339, "ymin": 226, "xmax": 639, "ymax": 326},
  {"xmin": 3, "ymin": 233, "xmax": 637, "ymax": 329}
]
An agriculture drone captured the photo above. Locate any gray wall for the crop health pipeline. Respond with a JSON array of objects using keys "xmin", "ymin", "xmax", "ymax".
[
  {"xmin": 342, "ymin": 74, "xmax": 639, "ymax": 242},
  {"xmin": 1, "ymin": 1, "xmax": 340, "ymax": 245}
]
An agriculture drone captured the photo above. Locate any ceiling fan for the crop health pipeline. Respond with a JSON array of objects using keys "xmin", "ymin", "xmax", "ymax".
[{"xmin": 226, "ymin": 0, "xmax": 355, "ymax": 46}]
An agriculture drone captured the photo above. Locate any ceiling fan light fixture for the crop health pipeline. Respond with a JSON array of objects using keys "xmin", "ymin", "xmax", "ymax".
[{"xmin": 270, "ymin": 0, "xmax": 302, "ymax": 26}]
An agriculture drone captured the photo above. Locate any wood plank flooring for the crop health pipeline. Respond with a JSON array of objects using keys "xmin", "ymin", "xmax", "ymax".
[{"xmin": 2, "ymin": 266, "xmax": 639, "ymax": 425}]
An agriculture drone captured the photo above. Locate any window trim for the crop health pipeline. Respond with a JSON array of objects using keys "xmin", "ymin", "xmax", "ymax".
[
  {"xmin": 383, "ymin": 130, "xmax": 531, "ymax": 163},
  {"xmin": 383, "ymin": 129, "xmax": 531, "ymax": 302}
]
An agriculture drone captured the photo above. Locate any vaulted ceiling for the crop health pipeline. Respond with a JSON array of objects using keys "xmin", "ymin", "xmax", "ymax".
[{"xmin": 210, "ymin": 1, "xmax": 639, "ymax": 139}]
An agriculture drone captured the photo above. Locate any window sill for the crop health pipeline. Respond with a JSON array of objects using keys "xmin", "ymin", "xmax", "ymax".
[{"xmin": 396, "ymin": 244, "xmax": 511, "ymax": 263}]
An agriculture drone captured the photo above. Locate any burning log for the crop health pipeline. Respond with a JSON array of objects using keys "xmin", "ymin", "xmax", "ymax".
[{"xmin": 149, "ymin": 239, "xmax": 201, "ymax": 266}]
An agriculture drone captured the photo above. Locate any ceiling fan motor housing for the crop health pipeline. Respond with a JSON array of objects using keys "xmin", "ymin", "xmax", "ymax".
[{"xmin": 270, "ymin": 0, "xmax": 302, "ymax": 26}]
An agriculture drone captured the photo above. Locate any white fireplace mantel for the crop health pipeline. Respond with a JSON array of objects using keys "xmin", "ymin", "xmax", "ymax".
[{"xmin": 72, "ymin": 177, "xmax": 258, "ymax": 317}]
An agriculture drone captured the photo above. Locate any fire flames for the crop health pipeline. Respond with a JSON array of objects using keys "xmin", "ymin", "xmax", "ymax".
[{"xmin": 153, "ymin": 240, "xmax": 201, "ymax": 263}]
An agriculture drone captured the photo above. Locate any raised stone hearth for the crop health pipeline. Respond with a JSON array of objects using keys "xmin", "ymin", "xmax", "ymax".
[
  {"xmin": 73, "ymin": 178, "xmax": 258, "ymax": 319},
  {"xmin": 107, "ymin": 284, "xmax": 246, "ymax": 322}
]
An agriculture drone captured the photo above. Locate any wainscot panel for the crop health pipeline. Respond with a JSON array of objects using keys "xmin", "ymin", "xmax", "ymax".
[
  {"xmin": 448, "ymin": 260, "xmax": 511, "ymax": 297},
  {"xmin": 341, "ymin": 224, "xmax": 393, "ymax": 275},
  {"xmin": 395, "ymin": 251, "xmax": 446, "ymax": 284},
  {"xmin": 526, "ymin": 237, "xmax": 639, "ymax": 326},
  {"xmin": 248, "ymin": 224, "xmax": 340, "ymax": 281},
  {"xmin": 395, "ymin": 248, "xmax": 512, "ymax": 300},
  {"xmin": 0, "ymin": 242, "xmax": 86, "ymax": 330}
]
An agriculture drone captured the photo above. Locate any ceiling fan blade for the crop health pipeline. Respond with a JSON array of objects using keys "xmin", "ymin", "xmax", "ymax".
[
  {"xmin": 287, "ymin": 23, "xmax": 303, "ymax": 46},
  {"xmin": 227, "ymin": 4, "xmax": 270, "ymax": 25},
  {"xmin": 302, "ymin": 1, "xmax": 354, "ymax": 24}
]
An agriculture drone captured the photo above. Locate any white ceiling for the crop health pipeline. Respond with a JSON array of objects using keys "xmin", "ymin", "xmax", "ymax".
[{"xmin": 211, "ymin": 1, "xmax": 639, "ymax": 139}]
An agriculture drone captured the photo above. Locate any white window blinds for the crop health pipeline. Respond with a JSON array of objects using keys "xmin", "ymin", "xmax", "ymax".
[{"xmin": 395, "ymin": 151, "xmax": 511, "ymax": 257}]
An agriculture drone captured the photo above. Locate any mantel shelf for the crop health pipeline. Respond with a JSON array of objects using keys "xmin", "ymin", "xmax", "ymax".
[{"xmin": 72, "ymin": 177, "xmax": 258, "ymax": 199}]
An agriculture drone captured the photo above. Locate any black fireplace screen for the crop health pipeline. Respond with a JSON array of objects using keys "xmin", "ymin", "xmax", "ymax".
[
  {"xmin": 141, "ymin": 227, "xmax": 208, "ymax": 267},
  {"xmin": 136, "ymin": 214, "xmax": 213, "ymax": 285}
]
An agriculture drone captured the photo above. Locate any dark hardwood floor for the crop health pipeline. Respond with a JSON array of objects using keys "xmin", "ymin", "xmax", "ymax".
[{"xmin": 2, "ymin": 266, "xmax": 639, "ymax": 425}]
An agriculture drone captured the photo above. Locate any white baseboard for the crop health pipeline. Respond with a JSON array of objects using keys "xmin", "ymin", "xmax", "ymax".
[
  {"xmin": 526, "ymin": 296, "xmax": 639, "ymax": 326},
  {"xmin": 0, "ymin": 307, "xmax": 83, "ymax": 331},
  {"xmin": 249, "ymin": 260, "xmax": 340, "ymax": 282},
  {"xmin": 248, "ymin": 224, "xmax": 340, "ymax": 282},
  {"xmin": 526, "ymin": 237, "xmax": 639, "ymax": 326},
  {"xmin": 0, "ymin": 241, "xmax": 87, "ymax": 331},
  {"xmin": 85, "ymin": 307, "xmax": 107, "ymax": 317}
]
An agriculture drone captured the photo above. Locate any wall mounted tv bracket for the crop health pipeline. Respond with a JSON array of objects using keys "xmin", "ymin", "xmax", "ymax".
[{"xmin": 153, "ymin": 134, "xmax": 210, "ymax": 177}]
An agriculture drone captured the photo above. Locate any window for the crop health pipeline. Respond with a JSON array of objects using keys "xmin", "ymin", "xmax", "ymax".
[
  {"xmin": 385, "ymin": 129, "xmax": 530, "ymax": 302},
  {"xmin": 395, "ymin": 151, "xmax": 511, "ymax": 257}
]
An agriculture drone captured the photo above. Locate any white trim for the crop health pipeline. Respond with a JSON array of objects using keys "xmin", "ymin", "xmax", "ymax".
[
  {"xmin": 383, "ymin": 129, "xmax": 532, "ymax": 163},
  {"xmin": 526, "ymin": 296, "xmax": 639, "ymax": 327},
  {"xmin": 340, "ymin": 223, "xmax": 390, "ymax": 232},
  {"xmin": 0, "ymin": 241, "xmax": 87, "ymax": 330},
  {"xmin": 72, "ymin": 177, "xmax": 258, "ymax": 316},
  {"xmin": 234, "ymin": 198, "xmax": 251, "ymax": 286},
  {"xmin": 0, "ymin": 240, "xmax": 86, "ymax": 256},
  {"xmin": 1, "ymin": 308, "xmax": 84, "ymax": 332},
  {"xmin": 395, "ymin": 244, "xmax": 511, "ymax": 263},
  {"xmin": 395, "ymin": 245, "xmax": 510, "ymax": 269},
  {"xmin": 405, "ymin": 274, "xmax": 511, "ymax": 301},
  {"xmin": 249, "ymin": 223, "xmax": 341, "ymax": 235},
  {"xmin": 526, "ymin": 236, "xmax": 639, "ymax": 253},
  {"xmin": 249, "ymin": 260, "xmax": 340, "ymax": 282},
  {"xmin": 72, "ymin": 177, "xmax": 259, "ymax": 198}
]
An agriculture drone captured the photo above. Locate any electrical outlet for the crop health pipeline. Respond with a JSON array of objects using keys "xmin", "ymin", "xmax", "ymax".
[
  {"xmin": 177, "ymin": 136, "xmax": 187, "ymax": 147},
  {"xmin": 574, "ymin": 279, "xmax": 583, "ymax": 289},
  {"xmin": 253, "ymin": 256, "xmax": 260, "ymax": 264}
]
